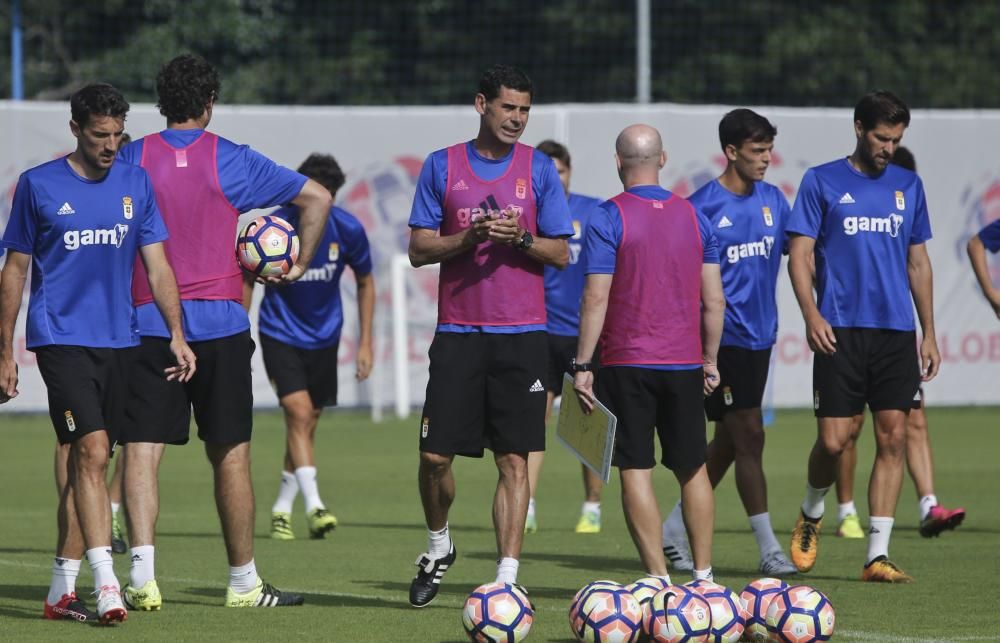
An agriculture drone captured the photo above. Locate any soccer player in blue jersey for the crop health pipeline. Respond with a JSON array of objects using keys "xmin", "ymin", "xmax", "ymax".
[
  {"xmin": 574, "ymin": 124, "xmax": 725, "ymax": 583},
  {"xmin": 406, "ymin": 65, "xmax": 573, "ymax": 607},
  {"xmin": 786, "ymin": 91, "xmax": 940, "ymax": 583},
  {"xmin": 659, "ymin": 109, "xmax": 797, "ymax": 577},
  {"xmin": 968, "ymin": 219, "xmax": 1000, "ymax": 318},
  {"xmin": 0, "ymin": 83, "xmax": 195, "ymax": 624},
  {"xmin": 524, "ymin": 139, "xmax": 607, "ymax": 535},
  {"xmin": 252, "ymin": 153, "xmax": 375, "ymax": 541},
  {"xmin": 116, "ymin": 55, "xmax": 331, "ymax": 609}
]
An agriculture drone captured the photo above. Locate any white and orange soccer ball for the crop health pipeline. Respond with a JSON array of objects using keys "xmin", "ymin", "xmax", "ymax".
[
  {"xmin": 625, "ymin": 576, "xmax": 672, "ymax": 608},
  {"xmin": 685, "ymin": 580, "xmax": 748, "ymax": 643},
  {"xmin": 462, "ymin": 582, "xmax": 533, "ymax": 643},
  {"xmin": 641, "ymin": 584, "xmax": 712, "ymax": 642},
  {"xmin": 235, "ymin": 215, "xmax": 299, "ymax": 277},
  {"xmin": 570, "ymin": 580, "xmax": 623, "ymax": 635},
  {"xmin": 764, "ymin": 585, "xmax": 835, "ymax": 643},
  {"xmin": 739, "ymin": 577, "xmax": 789, "ymax": 642},
  {"xmin": 573, "ymin": 584, "xmax": 643, "ymax": 643}
]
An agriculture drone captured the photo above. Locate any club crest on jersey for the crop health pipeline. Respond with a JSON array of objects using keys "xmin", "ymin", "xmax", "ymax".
[
  {"xmin": 122, "ymin": 196, "xmax": 133, "ymax": 220},
  {"xmin": 64, "ymin": 411, "xmax": 77, "ymax": 432},
  {"xmin": 762, "ymin": 206, "xmax": 773, "ymax": 226},
  {"xmin": 328, "ymin": 242, "xmax": 340, "ymax": 262},
  {"xmin": 895, "ymin": 190, "xmax": 905, "ymax": 210},
  {"xmin": 515, "ymin": 178, "xmax": 527, "ymax": 200},
  {"xmin": 572, "ymin": 220, "xmax": 582, "ymax": 239}
]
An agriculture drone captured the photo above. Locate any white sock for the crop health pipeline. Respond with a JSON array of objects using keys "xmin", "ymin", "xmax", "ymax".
[
  {"xmin": 47, "ymin": 557, "xmax": 81, "ymax": 604},
  {"xmin": 86, "ymin": 547, "xmax": 118, "ymax": 590},
  {"xmin": 428, "ymin": 523, "xmax": 451, "ymax": 559},
  {"xmin": 581, "ymin": 501, "xmax": 601, "ymax": 516},
  {"xmin": 866, "ymin": 516, "xmax": 894, "ymax": 564},
  {"xmin": 662, "ymin": 501, "xmax": 687, "ymax": 546},
  {"xmin": 229, "ymin": 559, "xmax": 259, "ymax": 594},
  {"xmin": 294, "ymin": 466, "xmax": 324, "ymax": 513},
  {"xmin": 749, "ymin": 512, "xmax": 782, "ymax": 558},
  {"xmin": 838, "ymin": 501, "xmax": 858, "ymax": 521},
  {"xmin": 801, "ymin": 483, "xmax": 830, "ymax": 520},
  {"xmin": 692, "ymin": 567, "xmax": 714, "ymax": 582},
  {"xmin": 496, "ymin": 557, "xmax": 520, "ymax": 584},
  {"xmin": 129, "ymin": 545, "xmax": 155, "ymax": 588},
  {"xmin": 272, "ymin": 471, "xmax": 299, "ymax": 514},
  {"xmin": 110, "ymin": 502, "xmax": 121, "ymax": 516},
  {"xmin": 527, "ymin": 498, "xmax": 536, "ymax": 518},
  {"xmin": 919, "ymin": 495, "xmax": 938, "ymax": 520},
  {"xmin": 649, "ymin": 571, "xmax": 673, "ymax": 585}
]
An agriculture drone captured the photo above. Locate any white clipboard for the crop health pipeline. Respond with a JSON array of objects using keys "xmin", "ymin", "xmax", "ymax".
[{"xmin": 556, "ymin": 373, "xmax": 617, "ymax": 483}]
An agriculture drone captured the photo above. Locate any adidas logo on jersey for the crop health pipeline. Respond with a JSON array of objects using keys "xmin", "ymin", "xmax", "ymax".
[
  {"xmin": 725, "ymin": 235, "xmax": 775, "ymax": 264},
  {"xmin": 843, "ymin": 214, "xmax": 903, "ymax": 237},
  {"xmin": 451, "ymin": 180, "xmax": 470, "ymax": 191},
  {"xmin": 717, "ymin": 216, "xmax": 733, "ymax": 228},
  {"xmin": 528, "ymin": 379, "xmax": 544, "ymax": 393},
  {"xmin": 839, "ymin": 193, "xmax": 856, "ymax": 204},
  {"xmin": 63, "ymin": 224, "xmax": 129, "ymax": 250},
  {"xmin": 57, "ymin": 202, "xmax": 76, "ymax": 216}
]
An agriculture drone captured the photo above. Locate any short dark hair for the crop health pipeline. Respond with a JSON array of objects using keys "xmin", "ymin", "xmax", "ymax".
[
  {"xmin": 70, "ymin": 83, "xmax": 129, "ymax": 128},
  {"xmin": 297, "ymin": 153, "xmax": 345, "ymax": 195},
  {"xmin": 854, "ymin": 91, "xmax": 910, "ymax": 131},
  {"xmin": 718, "ymin": 108, "xmax": 776, "ymax": 150},
  {"xmin": 536, "ymin": 140, "xmax": 571, "ymax": 168},
  {"xmin": 478, "ymin": 64, "xmax": 533, "ymax": 101},
  {"xmin": 156, "ymin": 54, "xmax": 220, "ymax": 124},
  {"xmin": 892, "ymin": 146, "xmax": 917, "ymax": 172}
]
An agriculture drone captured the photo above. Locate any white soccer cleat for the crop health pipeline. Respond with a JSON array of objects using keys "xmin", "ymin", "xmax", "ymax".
[
  {"xmin": 759, "ymin": 550, "xmax": 798, "ymax": 577},
  {"xmin": 95, "ymin": 585, "xmax": 127, "ymax": 624},
  {"xmin": 661, "ymin": 533, "xmax": 694, "ymax": 572}
]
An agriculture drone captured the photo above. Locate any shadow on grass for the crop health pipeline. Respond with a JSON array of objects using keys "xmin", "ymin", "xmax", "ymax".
[
  {"xmin": 183, "ymin": 585, "xmax": 420, "ymax": 611},
  {"xmin": 0, "ymin": 547, "xmax": 52, "ymax": 555},
  {"xmin": 344, "ymin": 521, "xmax": 496, "ymax": 533}
]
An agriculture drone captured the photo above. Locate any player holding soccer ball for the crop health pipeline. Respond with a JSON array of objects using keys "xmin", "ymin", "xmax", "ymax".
[
  {"xmin": 0, "ymin": 84, "xmax": 195, "ymax": 624},
  {"xmin": 406, "ymin": 64, "xmax": 573, "ymax": 607},
  {"xmin": 246, "ymin": 153, "xmax": 375, "ymax": 541},
  {"xmin": 660, "ymin": 109, "xmax": 796, "ymax": 577},
  {"xmin": 116, "ymin": 54, "xmax": 332, "ymax": 609},
  {"xmin": 573, "ymin": 124, "xmax": 725, "ymax": 584},
  {"xmin": 786, "ymin": 91, "xmax": 940, "ymax": 583}
]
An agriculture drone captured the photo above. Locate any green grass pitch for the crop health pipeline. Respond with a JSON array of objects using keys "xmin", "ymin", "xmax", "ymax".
[{"xmin": 0, "ymin": 406, "xmax": 997, "ymax": 641}]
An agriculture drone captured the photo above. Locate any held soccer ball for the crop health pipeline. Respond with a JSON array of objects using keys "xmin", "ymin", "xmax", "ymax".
[
  {"xmin": 573, "ymin": 584, "xmax": 643, "ymax": 643},
  {"xmin": 625, "ymin": 576, "xmax": 672, "ymax": 608},
  {"xmin": 641, "ymin": 585, "xmax": 712, "ymax": 642},
  {"xmin": 739, "ymin": 577, "xmax": 789, "ymax": 642},
  {"xmin": 235, "ymin": 215, "xmax": 300, "ymax": 277},
  {"xmin": 462, "ymin": 582, "xmax": 533, "ymax": 643},
  {"xmin": 684, "ymin": 580, "xmax": 748, "ymax": 643},
  {"xmin": 764, "ymin": 585, "xmax": 835, "ymax": 643},
  {"xmin": 570, "ymin": 580, "xmax": 623, "ymax": 635}
]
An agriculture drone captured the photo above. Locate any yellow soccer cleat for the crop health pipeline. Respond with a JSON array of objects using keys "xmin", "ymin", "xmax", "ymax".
[
  {"xmin": 524, "ymin": 512, "xmax": 537, "ymax": 534},
  {"xmin": 225, "ymin": 578, "xmax": 304, "ymax": 607},
  {"xmin": 574, "ymin": 510, "xmax": 601, "ymax": 534},
  {"xmin": 122, "ymin": 579, "xmax": 162, "ymax": 611},
  {"xmin": 861, "ymin": 556, "xmax": 913, "ymax": 583},
  {"xmin": 790, "ymin": 512, "xmax": 822, "ymax": 573},
  {"xmin": 836, "ymin": 514, "xmax": 864, "ymax": 539},
  {"xmin": 307, "ymin": 508, "xmax": 338, "ymax": 539},
  {"xmin": 270, "ymin": 512, "xmax": 295, "ymax": 540}
]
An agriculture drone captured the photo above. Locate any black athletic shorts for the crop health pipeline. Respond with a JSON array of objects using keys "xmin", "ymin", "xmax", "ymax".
[
  {"xmin": 813, "ymin": 328, "xmax": 920, "ymax": 417},
  {"xmin": 545, "ymin": 334, "xmax": 600, "ymax": 394},
  {"xmin": 704, "ymin": 346, "xmax": 772, "ymax": 421},
  {"xmin": 35, "ymin": 345, "xmax": 127, "ymax": 448},
  {"xmin": 597, "ymin": 366, "xmax": 707, "ymax": 472},
  {"xmin": 419, "ymin": 331, "xmax": 547, "ymax": 457},
  {"xmin": 259, "ymin": 333, "xmax": 339, "ymax": 408},
  {"xmin": 120, "ymin": 331, "xmax": 254, "ymax": 445}
]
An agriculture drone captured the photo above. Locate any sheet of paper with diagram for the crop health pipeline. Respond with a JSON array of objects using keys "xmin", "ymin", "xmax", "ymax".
[{"xmin": 556, "ymin": 373, "xmax": 617, "ymax": 483}]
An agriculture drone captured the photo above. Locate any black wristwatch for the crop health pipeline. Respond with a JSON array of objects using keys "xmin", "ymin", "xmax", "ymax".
[
  {"xmin": 570, "ymin": 358, "xmax": 593, "ymax": 373},
  {"xmin": 514, "ymin": 230, "xmax": 534, "ymax": 250}
]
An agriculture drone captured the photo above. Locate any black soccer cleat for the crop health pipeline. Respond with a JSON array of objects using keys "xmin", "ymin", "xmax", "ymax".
[{"xmin": 408, "ymin": 542, "xmax": 457, "ymax": 608}]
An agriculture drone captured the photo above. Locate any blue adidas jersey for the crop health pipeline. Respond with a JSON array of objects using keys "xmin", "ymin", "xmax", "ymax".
[
  {"xmin": 690, "ymin": 179, "xmax": 789, "ymax": 349},
  {"xmin": 787, "ymin": 158, "xmax": 932, "ymax": 331},
  {"xmin": 408, "ymin": 141, "xmax": 573, "ymax": 334},
  {"xmin": 2, "ymin": 158, "xmax": 168, "ymax": 349},
  {"xmin": 118, "ymin": 128, "xmax": 307, "ymax": 341},
  {"xmin": 979, "ymin": 219, "xmax": 1000, "ymax": 253},
  {"xmin": 544, "ymin": 192, "xmax": 604, "ymax": 336},
  {"xmin": 258, "ymin": 204, "xmax": 372, "ymax": 350}
]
